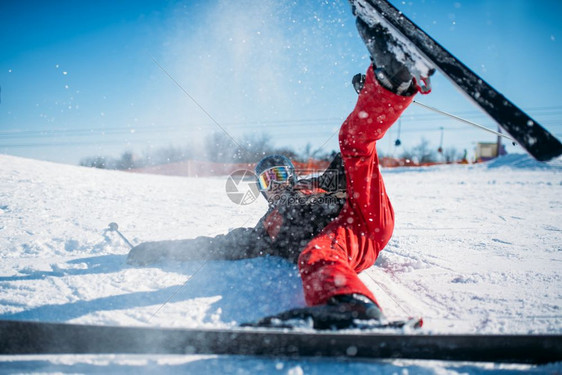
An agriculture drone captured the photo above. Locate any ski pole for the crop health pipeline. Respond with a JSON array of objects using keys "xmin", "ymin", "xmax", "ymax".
[
  {"xmin": 412, "ymin": 101, "xmax": 517, "ymax": 144},
  {"xmin": 106, "ymin": 222, "xmax": 135, "ymax": 249}
]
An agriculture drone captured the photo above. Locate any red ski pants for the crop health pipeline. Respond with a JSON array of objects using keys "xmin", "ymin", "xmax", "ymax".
[{"xmin": 298, "ymin": 66, "xmax": 415, "ymax": 306}]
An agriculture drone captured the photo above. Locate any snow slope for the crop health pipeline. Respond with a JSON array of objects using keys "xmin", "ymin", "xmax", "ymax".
[{"xmin": 0, "ymin": 154, "xmax": 561, "ymax": 373}]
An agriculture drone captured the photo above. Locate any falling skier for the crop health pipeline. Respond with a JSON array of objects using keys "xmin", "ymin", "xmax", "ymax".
[{"xmin": 127, "ymin": 16, "xmax": 433, "ymax": 329}]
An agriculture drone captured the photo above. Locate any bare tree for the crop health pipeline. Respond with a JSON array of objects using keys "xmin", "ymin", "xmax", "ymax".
[
  {"xmin": 79, "ymin": 156, "xmax": 109, "ymax": 169},
  {"xmin": 297, "ymin": 142, "xmax": 334, "ymax": 162},
  {"xmin": 443, "ymin": 147, "xmax": 459, "ymax": 163},
  {"xmin": 204, "ymin": 132, "xmax": 240, "ymax": 162},
  {"xmin": 401, "ymin": 138, "xmax": 437, "ymax": 163},
  {"xmin": 116, "ymin": 151, "xmax": 136, "ymax": 170},
  {"xmin": 239, "ymin": 133, "xmax": 274, "ymax": 162},
  {"xmin": 204, "ymin": 131, "xmax": 299, "ymax": 163}
]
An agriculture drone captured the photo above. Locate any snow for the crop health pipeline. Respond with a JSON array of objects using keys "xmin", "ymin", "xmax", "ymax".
[{"xmin": 0, "ymin": 153, "xmax": 561, "ymax": 373}]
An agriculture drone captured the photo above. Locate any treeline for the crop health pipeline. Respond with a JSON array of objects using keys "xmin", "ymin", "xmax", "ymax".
[
  {"xmin": 79, "ymin": 132, "xmax": 460, "ymax": 170},
  {"xmin": 395, "ymin": 138, "xmax": 462, "ymax": 164},
  {"xmin": 79, "ymin": 132, "xmax": 336, "ymax": 170}
]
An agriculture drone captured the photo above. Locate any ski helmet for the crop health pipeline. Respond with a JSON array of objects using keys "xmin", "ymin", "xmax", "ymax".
[{"xmin": 255, "ymin": 154, "xmax": 297, "ymax": 193}]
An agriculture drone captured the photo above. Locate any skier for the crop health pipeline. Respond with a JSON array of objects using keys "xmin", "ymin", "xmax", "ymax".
[
  {"xmin": 127, "ymin": 152, "xmax": 348, "ymax": 266},
  {"xmin": 127, "ymin": 17, "xmax": 433, "ymax": 328}
]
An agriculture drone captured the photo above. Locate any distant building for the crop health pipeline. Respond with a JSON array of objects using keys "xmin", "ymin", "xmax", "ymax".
[{"xmin": 475, "ymin": 142, "xmax": 507, "ymax": 162}]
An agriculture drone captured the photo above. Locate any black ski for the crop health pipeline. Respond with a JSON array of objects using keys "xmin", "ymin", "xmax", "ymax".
[
  {"xmin": 351, "ymin": 0, "xmax": 562, "ymax": 162},
  {"xmin": 1, "ymin": 320, "xmax": 561, "ymax": 364},
  {"xmin": 241, "ymin": 316, "xmax": 423, "ymax": 330}
]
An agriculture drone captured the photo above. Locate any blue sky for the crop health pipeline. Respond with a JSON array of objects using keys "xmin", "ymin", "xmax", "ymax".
[{"xmin": 1, "ymin": 0, "xmax": 561, "ymax": 164}]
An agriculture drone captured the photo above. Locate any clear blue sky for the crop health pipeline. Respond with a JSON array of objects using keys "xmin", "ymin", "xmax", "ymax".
[{"xmin": 1, "ymin": 0, "xmax": 561, "ymax": 164}]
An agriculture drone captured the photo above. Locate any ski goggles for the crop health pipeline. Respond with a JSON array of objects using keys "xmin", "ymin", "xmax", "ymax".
[{"xmin": 257, "ymin": 166, "xmax": 293, "ymax": 191}]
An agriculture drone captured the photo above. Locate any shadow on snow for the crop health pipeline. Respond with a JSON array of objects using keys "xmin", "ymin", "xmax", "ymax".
[{"xmin": 0, "ymin": 255, "xmax": 304, "ymax": 325}]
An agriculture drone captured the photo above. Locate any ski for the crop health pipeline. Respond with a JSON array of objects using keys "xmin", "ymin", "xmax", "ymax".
[
  {"xmin": 241, "ymin": 315, "xmax": 423, "ymax": 330},
  {"xmin": 350, "ymin": 0, "xmax": 562, "ymax": 162},
  {"xmin": 1, "ymin": 320, "xmax": 561, "ymax": 364}
]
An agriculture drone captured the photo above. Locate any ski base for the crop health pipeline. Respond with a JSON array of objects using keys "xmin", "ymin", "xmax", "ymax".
[
  {"xmin": 351, "ymin": 0, "xmax": 562, "ymax": 161},
  {"xmin": 0, "ymin": 320, "xmax": 561, "ymax": 364}
]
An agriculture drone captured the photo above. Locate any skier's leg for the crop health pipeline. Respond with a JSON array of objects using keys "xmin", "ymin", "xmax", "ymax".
[
  {"xmin": 339, "ymin": 65, "xmax": 414, "ymax": 248},
  {"xmin": 298, "ymin": 66, "xmax": 414, "ymax": 307},
  {"xmin": 298, "ymin": 218, "xmax": 379, "ymax": 306}
]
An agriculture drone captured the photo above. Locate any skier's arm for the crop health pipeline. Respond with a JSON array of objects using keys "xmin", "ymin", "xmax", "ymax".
[
  {"xmin": 298, "ymin": 154, "xmax": 346, "ymax": 193},
  {"xmin": 280, "ymin": 154, "xmax": 346, "ymax": 220},
  {"xmin": 280, "ymin": 191, "xmax": 346, "ymax": 225},
  {"xmin": 317, "ymin": 153, "xmax": 346, "ymax": 192},
  {"xmin": 126, "ymin": 226, "xmax": 270, "ymax": 266}
]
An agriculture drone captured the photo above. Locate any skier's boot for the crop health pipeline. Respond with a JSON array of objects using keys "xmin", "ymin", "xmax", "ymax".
[
  {"xmin": 352, "ymin": 72, "xmax": 366, "ymax": 94},
  {"xmin": 327, "ymin": 293, "xmax": 384, "ymax": 321},
  {"xmin": 355, "ymin": 17, "xmax": 435, "ymax": 95},
  {"xmin": 242, "ymin": 294, "xmax": 384, "ymax": 330}
]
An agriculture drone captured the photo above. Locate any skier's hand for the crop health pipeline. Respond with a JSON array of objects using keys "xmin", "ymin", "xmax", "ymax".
[{"xmin": 126, "ymin": 242, "xmax": 168, "ymax": 266}]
